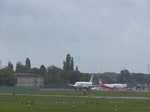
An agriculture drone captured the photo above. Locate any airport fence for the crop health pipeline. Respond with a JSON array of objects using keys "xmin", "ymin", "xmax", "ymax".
[
  {"xmin": 0, "ymin": 84, "xmax": 71, "ymax": 92},
  {"xmin": 0, "ymin": 86, "xmax": 40, "ymax": 92},
  {"xmin": 41, "ymin": 84, "xmax": 70, "ymax": 89}
]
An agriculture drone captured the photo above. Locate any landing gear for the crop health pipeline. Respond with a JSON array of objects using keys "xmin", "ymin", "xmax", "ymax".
[
  {"xmin": 74, "ymin": 87, "xmax": 77, "ymax": 90},
  {"xmin": 86, "ymin": 88, "xmax": 89, "ymax": 91}
]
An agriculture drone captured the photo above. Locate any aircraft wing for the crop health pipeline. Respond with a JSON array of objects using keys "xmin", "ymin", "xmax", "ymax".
[
  {"xmin": 91, "ymin": 84, "xmax": 99, "ymax": 87},
  {"xmin": 68, "ymin": 84, "xmax": 74, "ymax": 87},
  {"xmin": 83, "ymin": 85, "xmax": 99, "ymax": 89}
]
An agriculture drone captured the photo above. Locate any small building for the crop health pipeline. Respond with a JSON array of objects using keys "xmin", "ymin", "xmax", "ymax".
[{"xmin": 15, "ymin": 73, "xmax": 44, "ymax": 87}]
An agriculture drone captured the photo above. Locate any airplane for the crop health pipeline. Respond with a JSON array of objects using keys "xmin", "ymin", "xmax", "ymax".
[
  {"xmin": 99, "ymin": 79, "xmax": 127, "ymax": 90},
  {"xmin": 91, "ymin": 86, "xmax": 103, "ymax": 91},
  {"xmin": 68, "ymin": 75, "xmax": 95, "ymax": 91}
]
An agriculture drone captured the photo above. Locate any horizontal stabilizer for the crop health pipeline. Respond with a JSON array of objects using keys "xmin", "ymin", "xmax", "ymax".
[{"xmin": 68, "ymin": 84, "xmax": 74, "ymax": 86}]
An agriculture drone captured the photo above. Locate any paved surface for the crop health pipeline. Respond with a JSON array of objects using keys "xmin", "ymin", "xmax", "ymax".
[
  {"xmin": 40, "ymin": 88, "xmax": 75, "ymax": 91},
  {"xmin": 95, "ymin": 96, "xmax": 150, "ymax": 100},
  {"xmin": 0, "ymin": 92, "xmax": 150, "ymax": 100}
]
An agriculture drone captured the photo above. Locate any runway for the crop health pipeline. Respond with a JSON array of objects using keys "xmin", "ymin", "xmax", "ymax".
[
  {"xmin": 95, "ymin": 96, "xmax": 150, "ymax": 100},
  {"xmin": 0, "ymin": 92, "xmax": 150, "ymax": 100}
]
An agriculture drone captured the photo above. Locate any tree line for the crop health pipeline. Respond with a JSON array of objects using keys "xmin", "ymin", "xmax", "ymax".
[
  {"xmin": 0, "ymin": 54, "xmax": 90, "ymax": 86},
  {"xmin": 0, "ymin": 54, "xmax": 150, "ymax": 86},
  {"xmin": 94, "ymin": 69, "xmax": 150, "ymax": 87}
]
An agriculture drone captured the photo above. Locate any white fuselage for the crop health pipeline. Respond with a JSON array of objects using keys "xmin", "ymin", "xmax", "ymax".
[
  {"xmin": 100, "ymin": 83, "xmax": 127, "ymax": 89},
  {"xmin": 74, "ymin": 82, "xmax": 93, "ymax": 88},
  {"xmin": 69, "ymin": 75, "xmax": 94, "ymax": 90},
  {"xmin": 99, "ymin": 79, "xmax": 127, "ymax": 90}
]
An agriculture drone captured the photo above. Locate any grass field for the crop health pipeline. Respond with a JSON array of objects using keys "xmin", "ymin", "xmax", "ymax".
[{"xmin": 0, "ymin": 91, "xmax": 150, "ymax": 112}]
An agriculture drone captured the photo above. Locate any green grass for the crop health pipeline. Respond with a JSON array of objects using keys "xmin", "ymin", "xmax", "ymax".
[{"xmin": 0, "ymin": 91, "xmax": 150, "ymax": 112}]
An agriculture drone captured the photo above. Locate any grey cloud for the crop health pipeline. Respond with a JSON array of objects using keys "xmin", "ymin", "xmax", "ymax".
[{"xmin": 0, "ymin": 0, "xmax": 150, "ymax": 73}]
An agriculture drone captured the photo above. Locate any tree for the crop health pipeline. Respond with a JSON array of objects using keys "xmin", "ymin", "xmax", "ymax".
[
  {"xmin": 8, "ymin": 61, "xmax": 13, "ymax": 70},
  {"xmin": 63, "ymin": 54, "xmax": 77, "ymax": 83},
  {"xmin": 66, "ymin": 54, "xmax": 71, "ymax": 72},
  {"xmin": 40, "ymin": 65, "xmax": 46, "ymax": 75},
  {"xmin": 45, "ymin": 65, "xmax": 63, "ymax": 85},
  {"xmin": 16, "ymin": 61, "xmax": 23, "ymax": 72},
  {"xmin": 31, "ymin": 65, "xmax": 46, "ymax": 75},
  {"xmin": 0, "ymin": 60, "xmax": 2, "ymax": 69},
  {"xmin": 144, "ymin": 75, "xmax": 150, "ymax": 84},
  {"xmin": 80, "ymin": 73, "xmax": 91, "ymax": 82},
  {"xmin": 0, "ymin": 72, "xmax": 2, "ymax": 85},
  {"xmin": 25, "ymin": 57, "xmax": 31, "ymax": 73},
  {"xmin": 100, "ymin": 75, "xmax": 113, "ymax": 84},
  {"xmin": 31, "ymin": 67, "xmax": 41, "ymax": 74},
  {"xmin": 132, "ymin": 73, "xmax": 145, "ymax": 84},
  {"xmin": 76, "ymin": 66, "xmax": 78, "ymax": 71},
  {"xmin": 25, "ymin": 57, "xmax": 31, "ymax": 69},
  {"xmin": 63, "ymin": 61, "xmax": 66, "ymax": 71},
  {"xmin": 70, "ymin": 57, "xmax": 74, "ymax": 70},
  {"xmin": 1, "ymin": 67, "xmax": 17, "ymax": 86},
  {"xmin": 63, "ymin": 54, "xmax": 75, "ymax": 72},
  {"xmin": 60, "ymin": 70, "xmax": 68, "ymax": 83},
  {"xmin": 68, "ymin": 70, "xmax": 80, "ymax": 84}
]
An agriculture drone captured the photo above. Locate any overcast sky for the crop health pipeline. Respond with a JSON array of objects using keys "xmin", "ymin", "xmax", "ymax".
[{"xmin": 0, "ymin": 0, "xmax": 150, "ymax": 73}]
